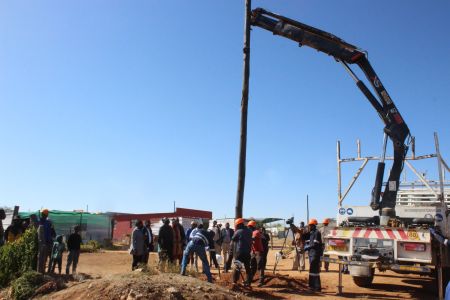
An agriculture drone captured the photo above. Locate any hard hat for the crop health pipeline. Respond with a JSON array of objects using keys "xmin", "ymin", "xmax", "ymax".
[
  {"xmin": 41, "ymin": 209, "xmax": 49, "ymax": 216},
  {"xmin": 235, "ymin": 218, "xmax": 245, "ymax": 226},
  {"xmin": 248, "ymin": 220, "xmax": 257, "ymax": 227},
  {"xmin": 323, "ymin": 218, "xmax": 330, "ymax": 225},
  {"xmin": 308, "ymin": 218, "xmax": 318, "ymax": 225}
]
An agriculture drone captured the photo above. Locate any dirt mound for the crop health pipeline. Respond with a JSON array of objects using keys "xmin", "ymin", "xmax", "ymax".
[{"xmin": 38, "ymin": 272, "xmax": 253, "ymax": 300}]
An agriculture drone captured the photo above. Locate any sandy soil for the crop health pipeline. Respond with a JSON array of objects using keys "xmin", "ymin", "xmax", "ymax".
[{"xmin": 57, "ymin": 249, "xmax": 435, "ymax": 300}]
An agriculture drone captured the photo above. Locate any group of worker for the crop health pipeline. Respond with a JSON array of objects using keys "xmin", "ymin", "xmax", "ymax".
[
  {"xmin": 0, "ymin": 209, "xmax": 83, "ymax": 275},
  {"xmin": 131, "ymin": 216, "xmax": 330, "ymax": 290},
  {"xmin": 180, "ymin": 218, "xmax": 270, "ymax": 287},
  {"xmin": 130, "ymin": 217, "xmax": 270, "ymax": 286}
]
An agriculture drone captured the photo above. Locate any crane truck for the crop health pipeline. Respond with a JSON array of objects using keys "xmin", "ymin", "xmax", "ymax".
[{"xmin": 249, "ymin": 8, "xmax": 449, "ymax": 290}]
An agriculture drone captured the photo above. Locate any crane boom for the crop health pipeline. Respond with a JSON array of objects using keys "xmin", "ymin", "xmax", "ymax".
[{"xmin": 251, "ymin": 8, "xmax": 411, "ymax": 217}]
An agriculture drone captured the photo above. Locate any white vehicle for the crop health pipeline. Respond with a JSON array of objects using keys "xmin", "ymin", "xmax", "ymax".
[{"xmin": 323, "ymin": 134, "xmax": 450, "ymax": 289}]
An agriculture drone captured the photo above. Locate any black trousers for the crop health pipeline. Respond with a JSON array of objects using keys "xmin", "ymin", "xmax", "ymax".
[
  {"xmin": 261, "ymin": 251, "xmax": 268, "ymax": 271},
  {"xmin": 225, "ymin": 249, "xmax": 234, "ymax": 271},
  {"xmin": 308, "ymin": 255, "xmax": 321, "ymax": 291},
  {"xmin": 209, "ymin": 250, "xmax": 219, "ymax": 268},
  {"xmin": 49, "ymin": 257, "xmax": 62, "ymax": 274},
  {"xmin": 132, "ymin": 255, "xmax": 143, "ymax": 270},
  {"xmin": 66, "ymin": 250, "xmax": 80, "ymax": 274},
  {"xmin": 232, "ymin": 253, "xmax": 251, "ymax": 285}
]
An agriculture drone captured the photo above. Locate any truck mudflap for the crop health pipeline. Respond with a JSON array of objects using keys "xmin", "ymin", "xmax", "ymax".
[{"xmin": 321, "ymin": 256, "xmax": 432, "ymax": 274}]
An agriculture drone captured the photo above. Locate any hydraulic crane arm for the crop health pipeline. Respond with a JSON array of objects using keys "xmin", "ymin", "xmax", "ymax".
[{"xmin": 251, "ymin": 8, "xmax": 411, "ymax": 216}]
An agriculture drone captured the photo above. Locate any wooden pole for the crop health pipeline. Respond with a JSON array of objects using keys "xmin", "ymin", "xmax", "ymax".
[{"xmin": 235, "ymin": 0, "xmax": 252, "ymax": 219}]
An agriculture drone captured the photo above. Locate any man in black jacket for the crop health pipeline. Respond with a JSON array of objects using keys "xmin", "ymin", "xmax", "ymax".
[
  {"xmin": 66, "ymin": 225, "xmax": 82, "ymax": 274},
  {"xmin": 304, "ymin": 219, "xmax": 322, "ymax": 292},
  {"xmin": 231, "ymin": 218, "xmax": 252, "ymax": 287},
  {"xmin": 221, "ymin": 222, "xmax": 234, "ymax": 271},
  {"xmin": 142, "ymin": 220, "xmax": 154, "ymax": 265},
  {"xmin": 260, "ymin": 227, "xmax": 270, "ymax": 274},
  {"xmin": 158, "ymin": 218, "xmax": 174, "ymax": 270}
]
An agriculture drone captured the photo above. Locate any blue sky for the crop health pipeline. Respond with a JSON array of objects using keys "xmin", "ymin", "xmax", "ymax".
[{"xmin": 0, "ymin": 1, "xmax": 449, "ymax": 223}]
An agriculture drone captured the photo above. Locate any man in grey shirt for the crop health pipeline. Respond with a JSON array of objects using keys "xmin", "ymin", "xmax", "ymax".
[{"xmin": 130, "ymin": 220, "xmax": 145, "ymax": 270}]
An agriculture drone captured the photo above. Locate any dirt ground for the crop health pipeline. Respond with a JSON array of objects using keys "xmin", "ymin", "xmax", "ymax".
[{"xmin": 55, "ymin": 249, "xmax": 435, "ymax": 300}]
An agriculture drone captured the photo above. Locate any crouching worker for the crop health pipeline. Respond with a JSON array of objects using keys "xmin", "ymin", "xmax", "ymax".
[
  {"xmin": 304, "ymin": 218, "xmax": 322, "ymax": 292},
  {"xmin": 180, "ymin": 224, "xmax": 213, "ymax": 283}
]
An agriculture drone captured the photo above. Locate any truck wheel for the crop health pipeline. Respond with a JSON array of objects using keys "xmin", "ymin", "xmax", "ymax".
[
  {"xmin": 352, "ymin": 268, "xmax": 375, "ymax": 287},
  {"xmin": 352, "ymin": 275, "xmax": 374, "ymax": 287}
]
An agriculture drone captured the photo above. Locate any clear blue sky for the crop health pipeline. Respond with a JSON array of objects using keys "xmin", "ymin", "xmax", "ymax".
[{"xmin": 1, "ymin": 1, "xmax": 449, "ymax": 223}]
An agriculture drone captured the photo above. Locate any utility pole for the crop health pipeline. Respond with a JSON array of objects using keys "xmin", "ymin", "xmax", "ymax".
[
  {"xmin": 235, "ymin": 0, "xmax": 252, "ymax": 218},
  {"xmin": 306, "ymin": 194, "xmax": 309, "ymax": 222}
]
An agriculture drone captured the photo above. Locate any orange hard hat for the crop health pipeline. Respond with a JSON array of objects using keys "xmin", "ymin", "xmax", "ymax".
[
  {"xmin": 235, "ymin": 218, "xmax": 245, "ymax": 227},
  {"xmin": 323, "ymin": 218, "xmax": 330, "ymax": 225},
  {"xmin": 248, "ymin": 220, "xmax": 257, "ymax": 227},
  {"xmin": 308, "ymin": 218, "xmax": 318, "ymax": 225},
  {"xmin": 41, "ymin": 209, "xmax": 49, "ymax": 216}
]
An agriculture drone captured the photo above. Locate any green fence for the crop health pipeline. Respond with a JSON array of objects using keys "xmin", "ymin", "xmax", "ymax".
[{"xmin": 19, "ymin": 210, "xmax": 112, "ymax": 245}]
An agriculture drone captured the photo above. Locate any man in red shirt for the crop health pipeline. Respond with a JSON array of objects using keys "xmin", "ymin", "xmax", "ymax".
[{"xmin": 248, "ymin": 220, "xmax": 265, "ymax": 287}]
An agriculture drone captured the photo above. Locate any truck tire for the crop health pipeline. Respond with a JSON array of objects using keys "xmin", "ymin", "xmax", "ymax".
[
  {"xmin": 352, "ymin": 268, "xmax": 375, "ymax": 287},
  {"xmin": 352, "ymin": 275, "xmax": 374, "ymax": 287}
]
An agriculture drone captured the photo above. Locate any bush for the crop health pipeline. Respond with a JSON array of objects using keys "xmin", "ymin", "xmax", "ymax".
[
  {"xmin": 10, "ymin": 271, "xmax": 46, "ymax": 300},
  {"xmin": 80, "ymin": 240, "xmax": 101, "ymax": 253},
  {"xmin": 0, "ymin": 228, "xmax": 38, "ymax": 287}
]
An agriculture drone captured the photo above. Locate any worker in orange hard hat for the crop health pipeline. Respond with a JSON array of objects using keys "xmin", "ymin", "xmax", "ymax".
[
  {"xmin": 235, "ymin": 218, "xmax": 245, "ymax": 227},
  {"xmin": 231, "ymin": 218, "xmax": 252, "ymax": 287},
  {"xmin": 304, "ymin": 218, "xmax": 322, "ymax": 291},
  {"xmin": 224, "ymin": 218, "xmax": 245, "ymax": 273},
  {"xmin": 320, "ymin": 218, "xmax": 331, "ymax": 272},
  {"xmin": 37, "ymin": 208, "xmax": 56, "ymax": 274},
  {"xmin": 247, "ymin": 220, "xmax": 265, "ymax": 286}
]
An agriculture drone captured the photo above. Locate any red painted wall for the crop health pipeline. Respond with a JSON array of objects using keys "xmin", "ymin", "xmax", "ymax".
[{"xmin": 112, "ymin": 207, "xmax": 212, "ymax": 242}]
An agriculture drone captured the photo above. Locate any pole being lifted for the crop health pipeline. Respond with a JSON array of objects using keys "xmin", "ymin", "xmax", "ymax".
[{"xmin": 235, "ymin": 0, "xmax": 252, "ymax": 218}]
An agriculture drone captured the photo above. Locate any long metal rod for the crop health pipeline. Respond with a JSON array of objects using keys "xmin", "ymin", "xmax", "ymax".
[
  {"xmin": 380, "ymin": 133, "xmax": 388, "ymax": 163},
  {"xmin": 340, "ymin": 154, "xmax": 436, "ymax": 163},
  {"xmin": 404, "ymin": 161, "xmax": 439, "ymax": 198},
  {"xmin": 339, "ymin": 159, "xmax": 369, "ymax": 205},
  {"xmin": 435, "ymin": 132, "xmax": 445, "ymax": 204},
  {"xmin": 441, "ymin": 157, "xmax": 450, "ymax": 173},
  {"xmin": 337, "ymin": 141, "xmax": 342, "ymax": 203},
  {"xmin": 435, "ymin": 130, "xmax": 444, "ymax": 300},
  {"xmin": 337, "ymin": 137, "xmax": 446, "ymax": 206},
  {"xmin": 235, "ymin": 0, "xmax": 252, "ymax": 218},
  {"xmin": 307, "ymin": 194, "xmax": 310, "ymax": 223}
]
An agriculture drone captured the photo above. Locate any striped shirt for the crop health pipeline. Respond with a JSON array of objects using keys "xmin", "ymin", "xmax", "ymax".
[{"xmin": 192, "ymin": 229, "xmax": 210, "ymax": 247}]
